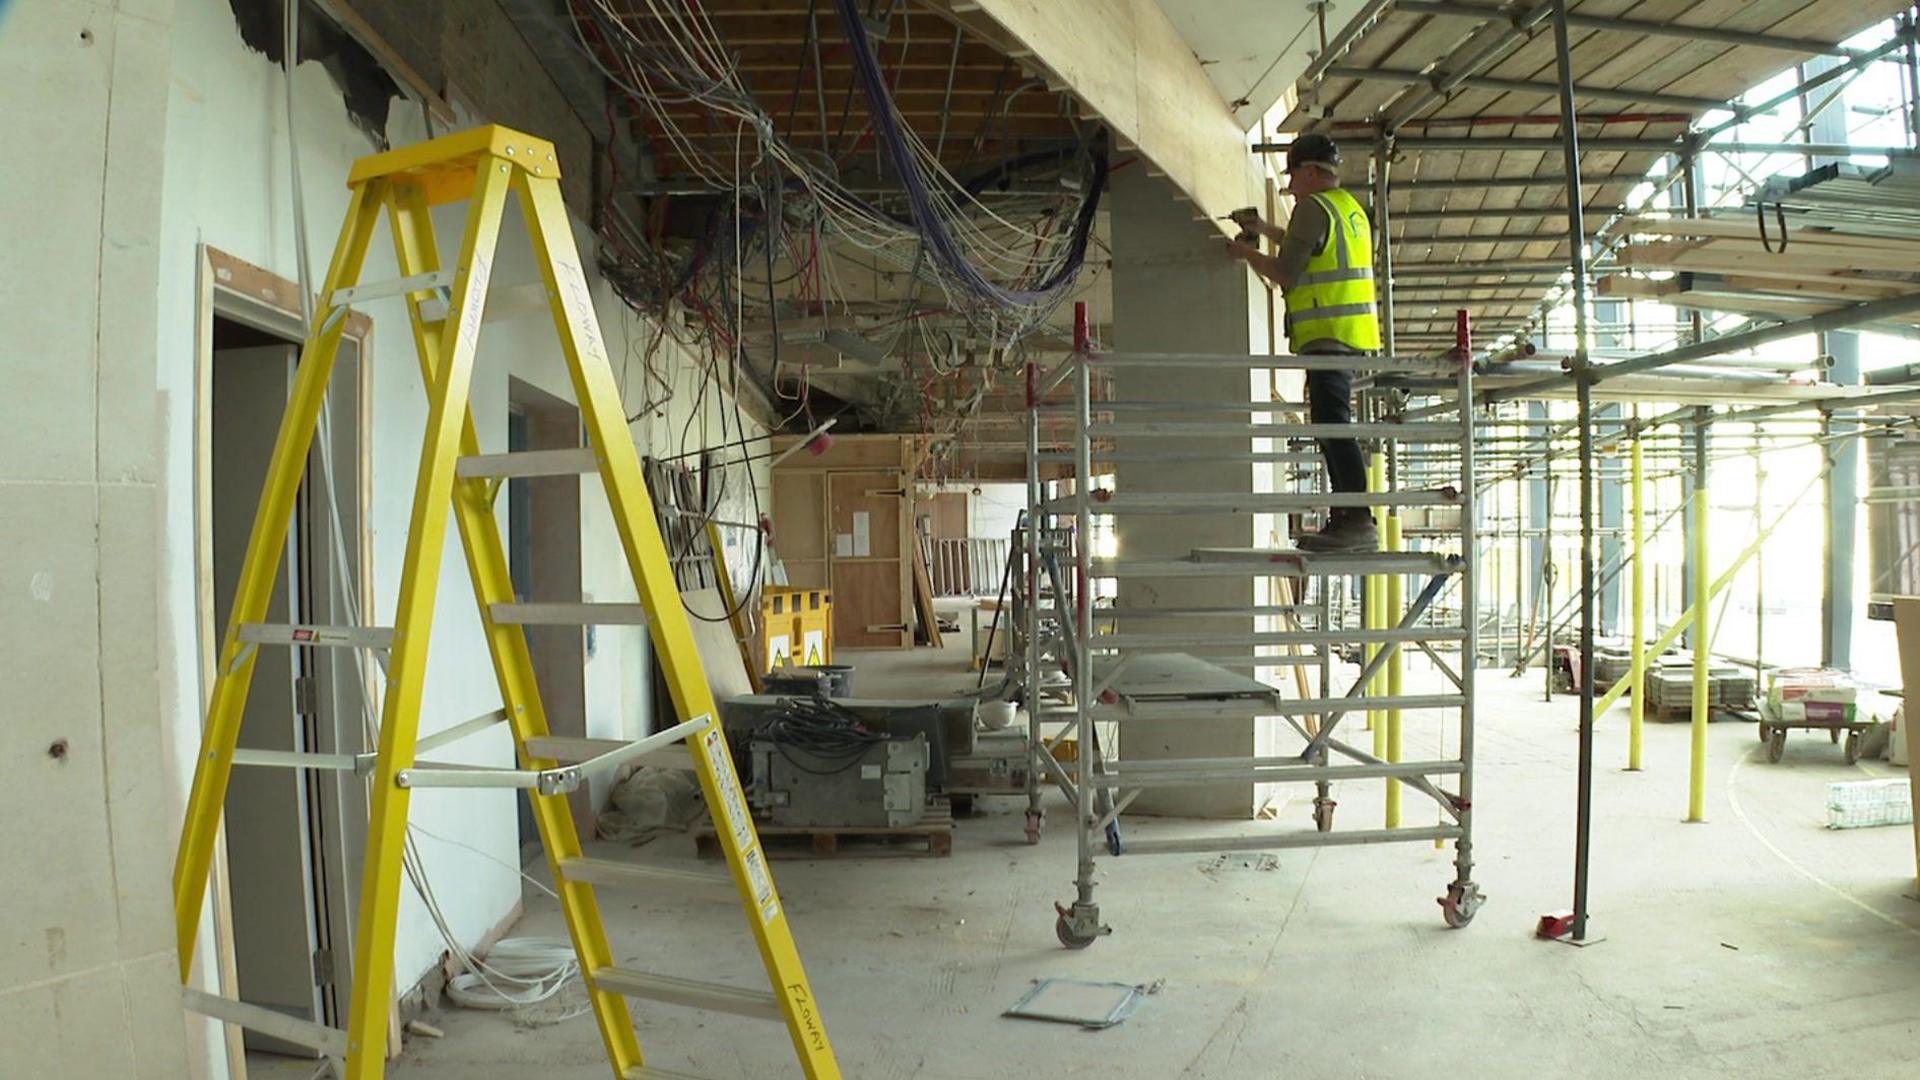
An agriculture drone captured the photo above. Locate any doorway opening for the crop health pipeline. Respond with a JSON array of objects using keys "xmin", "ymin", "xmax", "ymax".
[{"xmin": 198, "ymin": 249, "xmax": 370, "ymax": 1067}]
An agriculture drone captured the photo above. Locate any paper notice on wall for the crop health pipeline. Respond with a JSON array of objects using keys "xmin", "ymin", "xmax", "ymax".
[
  {"xmin": 835, "ymin": 533, "xmax": 854, "ymax": 557},
  {"xmin": 852, "ymin": 511, "xmax": 871, "ymax": 557}
]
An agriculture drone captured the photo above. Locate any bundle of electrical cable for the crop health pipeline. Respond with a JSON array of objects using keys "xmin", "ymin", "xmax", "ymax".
[
  {"xmin": 757, "ymin": 695, "xmax": 893, "ymax": 775},
  {"xmin": 566, "ymin": 0, "xmax": 1107, "ymax": 349}
]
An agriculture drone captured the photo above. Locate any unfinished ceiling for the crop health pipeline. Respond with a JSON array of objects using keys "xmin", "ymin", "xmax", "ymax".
[
  {"xmin": 1155, "ymin": 0, "xmax": 1321, "ymax": 125},
  {"xmin": 1282, "ymin": 0, "xmax": 1915, "ymax": 351},
  {"xmin": 545, "ymin": 0, "xmax": 1109, "ymax": 456}
]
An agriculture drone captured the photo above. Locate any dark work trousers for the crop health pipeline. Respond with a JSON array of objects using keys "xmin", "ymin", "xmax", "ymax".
[{"xmin": 1306, "ymin": 368, "xmax": 1366, "ymax": 510}]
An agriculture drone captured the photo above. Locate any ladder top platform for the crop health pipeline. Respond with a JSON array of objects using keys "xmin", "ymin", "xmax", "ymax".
[{"xmin": 347, "ymin": 124, "xmax": 559, "ymax": 201}]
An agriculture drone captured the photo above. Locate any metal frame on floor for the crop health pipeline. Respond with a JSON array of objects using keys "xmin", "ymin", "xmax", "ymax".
[{"xmin": 1016, "ymin": 304, "xmax": 1484, "ymax": 948}]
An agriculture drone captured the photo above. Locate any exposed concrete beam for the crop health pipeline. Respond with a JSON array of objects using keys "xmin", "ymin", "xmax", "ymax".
[{"xmin": 929, "ymin": 0, "xmax": 1262, "ymax": 233}]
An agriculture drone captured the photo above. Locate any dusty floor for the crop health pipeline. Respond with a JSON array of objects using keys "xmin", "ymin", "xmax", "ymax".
[{"xmin": 258, "ymin": 604, "xmax": 1920, "ymax": 1079}]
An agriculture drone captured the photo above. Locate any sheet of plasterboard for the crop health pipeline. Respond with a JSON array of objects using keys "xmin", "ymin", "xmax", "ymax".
[{"xmin": 680, "ymin": 587, "xmax": 755, "ymax": 703}]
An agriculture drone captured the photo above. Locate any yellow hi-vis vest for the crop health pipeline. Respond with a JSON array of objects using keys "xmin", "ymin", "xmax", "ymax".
[{"xmin": 1287, "ymin": 187, "xmax": 1382, "ymax": 352}]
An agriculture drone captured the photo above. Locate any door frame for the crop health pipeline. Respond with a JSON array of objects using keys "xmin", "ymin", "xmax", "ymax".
[{"xmin": 192, "ymin": 246, "xmax": 377, "ymax": 1069}]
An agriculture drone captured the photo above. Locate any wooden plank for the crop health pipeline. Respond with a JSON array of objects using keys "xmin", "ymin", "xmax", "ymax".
[
  {"xmin": 911, "ymin": 544, "xmax": 943, "ymax": 648},
  {"xmin": 1616, "ymin": 241, "xmax": 1920, "ymax": 277},
  {"xmin": 680, "ymin": 586, "xmax": 757, "ymax": 701}
]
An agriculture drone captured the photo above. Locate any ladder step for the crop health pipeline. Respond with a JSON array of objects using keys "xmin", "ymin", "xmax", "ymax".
[
  {"xmin": 492, "ymin": 602, "xmax": 650, "ymax": 626},
  {"xmin": 238, "ymin": 622, "xmax": 395, "ymax": 649},
  {"xmin": 626, "ymin": 1067, "xmax": 716, "ymax": 1080},
  {"xmin": 458, "ymin": 447, "xmax": 599, "ymax": 479},
  {"xmin": 329, "ymin": 268, "xmax": 453, "ymax": 306},
  {"xmin": 592, "ymin": 967, "xmax": 782, "ymax": 1022},
  {"xmin": 182, "ymin": 988, "xmax": 347, "ymax": 1059},
  {"xmin": 524, "ymin": 735, "xmax": 692, "ymax": 771},
  {"xmin": 559, "ymin": 856, "xmax": 733, "ymax": 894}
]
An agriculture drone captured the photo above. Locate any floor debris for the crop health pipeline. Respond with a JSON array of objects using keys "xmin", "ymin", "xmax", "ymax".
[{"xmin": 1004, "ymin": 978, "xmax": 1154, "ymax": 1029}]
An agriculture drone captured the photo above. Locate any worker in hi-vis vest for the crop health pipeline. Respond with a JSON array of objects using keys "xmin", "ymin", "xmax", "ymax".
[{"xmin": 1227, "ymin": 133, "xmax": 1382, "ymax": 552}]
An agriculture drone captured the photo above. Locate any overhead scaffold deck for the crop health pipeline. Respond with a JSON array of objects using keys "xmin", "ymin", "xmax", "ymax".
[{"xmin": 1016, "ymin": 305, "xmax": 1484, "ymax": 948}]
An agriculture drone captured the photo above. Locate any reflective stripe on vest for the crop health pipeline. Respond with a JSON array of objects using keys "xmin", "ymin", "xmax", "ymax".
[{"xmin": 1287, "ymin": 188, "xmax": 1382, "ymax": 352}]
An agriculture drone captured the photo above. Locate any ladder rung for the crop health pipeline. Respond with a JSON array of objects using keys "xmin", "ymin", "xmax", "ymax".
[
  {"xmin": 231, "ymin": 747, "xmax": 375, "ymax": 774},
  {"xmin": 330, "ymin": 269, "xmax": 453, "ymax": 306},
  {"xmin": 1092, "ymin": 757, "xmax": 1465, "ymax": 788},
  {"xmin": 1087, "ymin": 421, "xmax": 1465, "ymax": 441},
  {"xmin": 559, "ymin": 856, "xmax": 732, "ymax": 893},
  {"xmin": 1087, "ymin": 351, "xmax": 1459, "ymax": 372},
  {"xmin": 524, "ymin": 735, "xmax": 693, "ymax": 771},
  {"xmin": 491, "ymin": 602, "xmax": 650, "ymax": 626},
  {"xmin": 458, "ymin": 447, "xmax": 599, "ymax": 479},
  {"xmin": 239, "ymin": 623, "xmax": 394, "ymax": 649},
  {"xmin": 592, "ymin": 967, "xmax": 782, "ymax": 1022},
  {"xmin": 626, "ymin": 1067, "xmax": 716, "ymax": 1079},
  {"xmin": 1041, "ymin": 489, "xmax": 1459, "ymax": 515},
  {"xmin": 1100, "ymin": 693, "xmax": 1467, "ymax": 719},
  {"xmin": 1090, "ymin": 628, "xmax": 1466, "ymax": 649},
  {"xmin": 1089, "ymin": 553, "xmax": 1459, "ymax": 578},
  {"xmin": 1106, "ymin": 825, "xmax": 1462, "ymax": 856},
  {"xmin": 182, "ymin": 988, "xmax": 347, "ymax": 1058}
]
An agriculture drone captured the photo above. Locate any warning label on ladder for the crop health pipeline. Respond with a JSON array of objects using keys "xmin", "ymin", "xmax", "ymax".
[{"xmin": 703, "ymin": 727, "xmax": 779, "ymax": 925}]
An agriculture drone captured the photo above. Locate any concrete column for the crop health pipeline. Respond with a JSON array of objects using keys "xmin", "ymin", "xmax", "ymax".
[
  {"xmin": 1107, "ymin": 169, "xmax": 1267, "ymax": 818},
  {"xmin": 1825, "ymin": 331, "xmax": 1861, "ymax": 669}
]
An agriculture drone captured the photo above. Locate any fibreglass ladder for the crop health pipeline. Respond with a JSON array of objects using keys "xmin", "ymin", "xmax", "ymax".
[{"xmin": 171, "ymin": 126, "xmax": 840, "ymax": 1079}]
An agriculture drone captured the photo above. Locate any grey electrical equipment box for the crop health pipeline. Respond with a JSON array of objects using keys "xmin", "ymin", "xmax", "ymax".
[{"xmin": 749, "ymin": 734, "xmax": 929, "ymax": 828}]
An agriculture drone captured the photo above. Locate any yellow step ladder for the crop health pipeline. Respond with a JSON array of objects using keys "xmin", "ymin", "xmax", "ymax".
[{"xmin": 171, "ymin": 125, "xmax": 840, "ymax": 1080}]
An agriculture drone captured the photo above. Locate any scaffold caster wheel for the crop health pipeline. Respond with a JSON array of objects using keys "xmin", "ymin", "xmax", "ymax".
[
  {"xmin": 1024, "ymin": 809, "xmax": 1044, "ymax": 845},
  {"xmin": 1053, "ymin": 902, "xmax": 1105, "ymax": 950},
  {"xmin": 1105, "ymin": 823, "xmax": 1123, "ymax": 856},
  {"xmin": 1844, "ymin": 730, "xmax": 1862, "ymax": 765},
  {"xmin": 1439, "ymin": 882, "xmax": 1483, "ymax": 929},
  {"xmin": 1055, "ymin": 913, "xmax": 1096, "ymax": 949},
  {"xmin": 1312, "ymin": 797, "xmax": 1336, "ymax": 833},
  {"xmin": 1757, "ymin": 721, "xmax": 1769, "ymax": 743},
  {"xmin": 1767, "ymin": 728, "xmax": 1786, "ymax": 764}
]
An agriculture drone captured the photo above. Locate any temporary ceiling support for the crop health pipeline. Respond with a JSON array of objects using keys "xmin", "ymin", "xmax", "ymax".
[
  {"xmin": 1325, "ymin": 65, "xmax": 1733, "ymax": 115},
  {"xmin": 1397, "ymin": 0, "xmax": 1866, "ymax": 59},
  {"xmin": 933, "ymin": 0, "xmax": 1260, "ymax": 226},
  {"xmin": 1390, "ymin": 173, "xmax": 1622, "ymax": 192}
]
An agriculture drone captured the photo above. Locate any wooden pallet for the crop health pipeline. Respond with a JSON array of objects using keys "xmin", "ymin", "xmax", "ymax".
[{"xmin": 694, "ymin": 799, "xmax": 954, "ymax": 860}]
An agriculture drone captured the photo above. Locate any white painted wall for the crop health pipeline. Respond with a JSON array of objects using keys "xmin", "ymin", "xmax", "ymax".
[
  {"xmin": 2, "ymin": 0, "xmax": 770, "ymax": 1075},
  {"xmin": 0, "ymin": 1, "xmax": 190, "ymax": 1075}
]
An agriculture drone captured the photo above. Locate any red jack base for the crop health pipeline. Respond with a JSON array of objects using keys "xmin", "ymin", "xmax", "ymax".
[
  {"xmin": 1536, "ymin": 911, "xmax": 1576, "ymax": 939},
  {"xmin": 1537, "ymin": 910, "xmax": 1606, "ymax": 946}
]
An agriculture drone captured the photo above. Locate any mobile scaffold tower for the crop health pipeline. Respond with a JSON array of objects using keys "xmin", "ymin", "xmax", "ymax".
[{"xmin": 1020, "ymin": 304, "xmax": 1483, "ymax": 948}]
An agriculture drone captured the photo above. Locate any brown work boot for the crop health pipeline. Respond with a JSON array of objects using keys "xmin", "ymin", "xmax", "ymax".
[{"xmin": 1295, "ymin": 511, "xmax": 1378, "ymax": 553}]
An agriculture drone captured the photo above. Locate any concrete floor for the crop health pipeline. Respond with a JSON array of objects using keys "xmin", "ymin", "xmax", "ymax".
[{"xmin": 262, "ymin": 604, "xmax": 1920, "ymax": 1079}]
